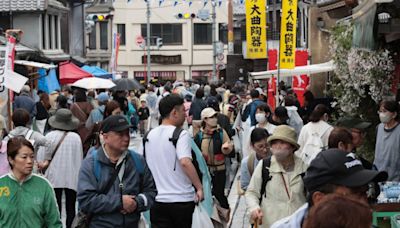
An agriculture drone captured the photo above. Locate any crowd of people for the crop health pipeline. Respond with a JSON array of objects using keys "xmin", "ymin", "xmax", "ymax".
[{"xmin": 0, "ymin": 79, "xmax": 399, "ymax": 228}]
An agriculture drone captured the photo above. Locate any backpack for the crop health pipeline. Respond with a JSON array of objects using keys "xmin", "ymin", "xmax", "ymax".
[
  {"xmin": 247, "ymin": 153, "xmax": 256, "ymax": 176},
  {"xmin": 301, "ymin": 128, "xmax": 329, "ymax": 165},
  {"xmin": 194, "ymin": 129, "xmax": 226, "ymax": 163},
  {"xmin": 7, "ymin": 129, "xmax": 35, "ymax": 146},
  {"xmin": 92, "ymin": 149, "xmax": 144, "ymax": 181},
  {"xmin": 143, "ymin": 127, "xmax": 202, "ymax": 182},
  {"xmin": 259, "ymin": 156, "xmax": 272, "ymax": 203}
]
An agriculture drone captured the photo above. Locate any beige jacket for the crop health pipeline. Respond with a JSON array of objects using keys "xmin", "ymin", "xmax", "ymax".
[{"xmin": 245, "ymin": 155, "xmax": 308, "ymax": 227}]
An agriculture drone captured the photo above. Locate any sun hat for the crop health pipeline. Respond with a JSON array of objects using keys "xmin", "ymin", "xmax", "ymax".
[
  {"xmin": 48, "ymin": 108, "xmax": 80, "ymax": 131},
  {"xmin": 101, "ymin": 115, "xmax": 132, "ymax": 133},
  {"xmin": 303, "ymin": 149, "xmax": 388, "ymax": 192},
  {"xmin": 201, "ymin": 107, "xmax": 217, "ymax": 121},
  {"xmin": 267, "ymin": 125, "xmax": 300, "ymax": 149}
]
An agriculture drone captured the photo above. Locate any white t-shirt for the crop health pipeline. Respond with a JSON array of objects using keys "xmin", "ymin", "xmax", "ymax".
[{"xmin": 139, "ymin": 124, "xmax": 194, "ymax": 203}]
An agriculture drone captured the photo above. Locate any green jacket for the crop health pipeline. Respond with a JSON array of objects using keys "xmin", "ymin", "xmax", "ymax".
[{"xmin": 0, "ymin": 173, "xmax": 62, "ymax": 228}]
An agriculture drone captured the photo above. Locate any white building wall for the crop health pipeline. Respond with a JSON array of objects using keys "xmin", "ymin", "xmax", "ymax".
[{"xmin": 113, "ymin": 0, "xmax": 229, "ymax": 80}]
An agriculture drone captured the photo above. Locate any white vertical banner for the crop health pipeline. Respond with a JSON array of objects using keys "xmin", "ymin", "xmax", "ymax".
[{"xmin": 109, "ymin": 32, "xmax": 120, "ymax": 78}]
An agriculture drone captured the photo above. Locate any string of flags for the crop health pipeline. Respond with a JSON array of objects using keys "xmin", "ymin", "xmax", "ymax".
[{"xmin": 118, "ymin": 0, "xmax": 239, "ymax": 7}]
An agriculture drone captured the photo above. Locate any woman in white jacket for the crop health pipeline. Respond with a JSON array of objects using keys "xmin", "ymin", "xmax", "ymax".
[{"xmin": 296, "ymin": 104, "xmax": 333, "ymax": 165}]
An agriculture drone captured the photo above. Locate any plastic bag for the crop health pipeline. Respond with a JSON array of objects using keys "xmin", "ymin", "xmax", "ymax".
[{"xmin": 192, "ymin": 205, "xmax": 214, "ymax": 228}]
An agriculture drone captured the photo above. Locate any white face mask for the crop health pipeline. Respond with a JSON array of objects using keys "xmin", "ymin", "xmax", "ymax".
[
  {"xmin": 206, "ymin": 117, "xmax": 218, "ymax": 127},
  {"xmin": 270, "ymin": 148, "xmax": 292, "ymax": 161},
  {"xmin": 379, "ymin": 112, "xmax": 393, "ymax": 123},
  {"xmin": 255, "ymin": 113, "xmax": 266, "ymax": 123}
]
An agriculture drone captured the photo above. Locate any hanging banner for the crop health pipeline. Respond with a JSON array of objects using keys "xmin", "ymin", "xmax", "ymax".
[
  {"xmin": 279, "ymin": 0, "xmax": 297, "ymax": 69},
  {"xmin": 267, "ymin": 49, "xmax": 277, "ymax": 110},
  {"xmin": 5, "ymin": 36, "xmax": 16, "ymax": 72},
  {"xmin": 245, "ymin": 0, "xmax": 266, "ymax": 59},
  {"xmin": 109, "ymin": 32, "xmax": 120, "ymax": 77},
  {"xmin": 292, "ymin": 50, "xmax": 309, "ymax": 106}
]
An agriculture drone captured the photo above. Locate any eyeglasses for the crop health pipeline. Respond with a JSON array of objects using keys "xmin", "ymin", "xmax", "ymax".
[{"xmin": 253, "ymin": 141, "xmax": 269, "ymax": 151}]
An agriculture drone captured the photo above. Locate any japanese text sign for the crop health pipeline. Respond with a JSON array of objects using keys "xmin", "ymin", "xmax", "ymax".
[
  {"xmin": 245, "ymin": 0, "xmax": 266, "ymax": 59},
  {"xmin": 279, "ymin": 0, "xmax": 298, "ymax": 69}
]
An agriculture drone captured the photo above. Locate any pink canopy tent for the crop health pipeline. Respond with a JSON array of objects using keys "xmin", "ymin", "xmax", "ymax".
[{"xmin": 59, "ymin": 61, "xmax": 92, "ymax": 84}]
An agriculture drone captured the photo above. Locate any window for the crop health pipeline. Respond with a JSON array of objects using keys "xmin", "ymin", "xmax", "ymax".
[
  {"xmin": 100, "ymin": 22, "xmax": 108, "ymax": 50},
  {"xmin": 218, "ymin": 24, "xmax": 228, "ymax": 44},
  {"xmin": 117, "ymin": 24, "xmax": 126, "ymax": 45},
  {"xmin": 194, "ymin": 23, "xmax": 212, "ymax": 44},
  {"xmin": 141, "ymin": 24, "xmax": 182, "ymax": 45},
  {"xmin": 101, "ymin": 62, "xmax": 109, "ymax": 71},
  {"xmin": 54, "ymin": 15, "xmax": 58, "ymax": 49},
  {"xmin": 48, "ymin": 15, "xmax": 53, "ymax": 49},
  {"xmin": 89, "ymin": 24, "xmax": 96, "ymax": 49},
  {"xmin": 41, "ymin": 13, "xmax": 61, "ymax": 50}
]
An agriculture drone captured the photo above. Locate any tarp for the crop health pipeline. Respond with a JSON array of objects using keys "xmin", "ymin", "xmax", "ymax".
[
  {"xmin": 38, "ymin": 68, "xmax": 60, "ymax": 94},
  {"xmin": 59, "ymin": 61, "xmax": 92, "ymax": 84},
  {"xmin": 249, "ymin": 61, "xmax": 335, "ymax": 80},
  {"xmin": 81, "ymin": 65, "xmax": 113, "ymax": 79}
]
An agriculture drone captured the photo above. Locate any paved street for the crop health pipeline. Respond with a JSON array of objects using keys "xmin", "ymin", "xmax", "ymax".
[{"xmin": 61, "ymin": 134, "xmax": 249, "ymax": 228}]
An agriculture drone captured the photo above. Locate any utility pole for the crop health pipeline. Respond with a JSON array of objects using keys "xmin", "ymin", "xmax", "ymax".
[
  {"xmin": 227, "ymin": 0, "xmax": 234, "ymax": 54},
  {"xmin": 146, "ymin": 0, "xmax": 151, "ymax": 84},
  {"xmin": 211, "ymin": 0, "xmax": 217, "ymax": 82}
]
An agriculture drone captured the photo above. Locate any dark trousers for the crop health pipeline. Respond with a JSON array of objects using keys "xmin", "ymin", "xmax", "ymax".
[
  {"xmin": 54, "ymin": 188, "xmax": 76, "ymax": 228},
  {"xmin": 212, "ymin": 170, "xmax": 229, "ymax": 209},
  {"xmin": 150, "ymin": 201, "xmax": 195, "ymax": 228}
]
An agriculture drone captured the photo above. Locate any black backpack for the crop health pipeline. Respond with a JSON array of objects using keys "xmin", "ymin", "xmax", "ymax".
[
  {"xmin": 142, "ymin": 127, "xmax": 202, "ymax": 182},
  {"xmin": 259, "ymin": 156, "xmax": 272, "ymax": 204}
]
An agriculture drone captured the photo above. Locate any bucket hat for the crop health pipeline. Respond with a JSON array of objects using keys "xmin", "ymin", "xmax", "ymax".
[
  {"xmin": 267, "ymin": 125, "xmax": 300, "ymax": 149},
  {"xmin": 48, "ymin": 108, "xmax": 80, "ymax": 131}
]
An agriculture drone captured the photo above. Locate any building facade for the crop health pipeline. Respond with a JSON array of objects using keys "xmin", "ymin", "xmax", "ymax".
[
  {"xmin": 85, "ymin": 0, "xmax": 114, "ymax": 70},
  {"xmin": 113, "ymin": 0, "xmax": 229, "ymax": 82},
  {"xmin": 0, "ymin": 0, "xmax": 86, "ymax": 63}
]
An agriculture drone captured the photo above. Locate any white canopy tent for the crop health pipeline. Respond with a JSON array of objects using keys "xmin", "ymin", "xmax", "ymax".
[{"xmin": 249, "ymin": 61, "xmax": 336, "ymax": 80}]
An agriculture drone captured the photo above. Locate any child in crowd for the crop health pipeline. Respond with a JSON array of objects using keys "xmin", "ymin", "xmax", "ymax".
[{"xmin": 138, "ymin": 99, "xmax": 150, "ymax": 136}]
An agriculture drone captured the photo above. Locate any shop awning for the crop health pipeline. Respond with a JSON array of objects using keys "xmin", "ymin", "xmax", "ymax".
[
  {"xmin": 81, "ymin": 65, "xmax": 113, "ymax": 79},
  {"xmin": 59, "ymin": 61, "xmax": 92, "ymax": 85},
  {"xmin": 14, "ymin": 60, "xmax": 57, "ymax": 70},
  {"xmin": 249, "ymin": 61, "xmax": 335, "ymax": 80}
]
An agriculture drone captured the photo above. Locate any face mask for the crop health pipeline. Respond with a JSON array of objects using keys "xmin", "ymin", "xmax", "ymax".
[
  {"xmin": 255, "ymin": 113, "xmax": 266, "ymax": 123},
  {"xmin": 206, "ymin": 117, "xmax": 218, "ymax": 127},
  {"xmin": 379, "ymin": 112, "xmax": 392, "ymax": 123},
  {"xmin": 270, "ymin": 148, "xmax": 292, "ymax": 161}
]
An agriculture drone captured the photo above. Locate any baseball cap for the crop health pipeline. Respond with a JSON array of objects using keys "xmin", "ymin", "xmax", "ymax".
[
  {"xmin": 97, "ymin": 92, "xmax": 110, "ymax": 103},
  {"xmin": 201, "ymin": 107, "xmax": 217, "ymax": 121},
  {"xmin": 101, "ymin": 115, "xmax": 132, "ymax": 133},
  {"xmin": 303, "ymin": 149, "xmax": 388, "ymax": 192},
  {"xmin": 336, "ymin": 117, "xmax": 372, "ymax": 130}
]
